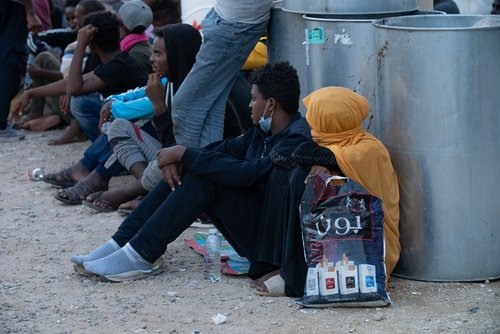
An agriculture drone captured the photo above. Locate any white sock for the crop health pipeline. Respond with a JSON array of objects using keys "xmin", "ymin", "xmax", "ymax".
[
  {"xmin": 83, "ymin": 243, "xmax": 153, "ymax": 276},
  {"xmin": 70, "ymin": 239, "xmax": 120, "ymax": 266}
]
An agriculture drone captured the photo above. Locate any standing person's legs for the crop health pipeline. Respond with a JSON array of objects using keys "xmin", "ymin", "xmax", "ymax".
[
  {"xmin": 0, "ymin": 2, "xmax": 27, "ymax": 137},
  {"xmin": 70, "ymin": 92, "xmax": 102, "ymax": 142},
  {"xmin": 172, "ymin": 9, "xmax": 268, "ymax": 148}
]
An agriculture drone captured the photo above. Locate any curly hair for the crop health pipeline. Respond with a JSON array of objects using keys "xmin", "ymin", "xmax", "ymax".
[
  {"xmin": 78, "ymin": 0, "xmax": 105, "ymax": 14},
  {"xmin": 84, "ymin": 11, "xmax": 120, "ymax": 53},
  {"xmin": 151, "ymin": 0, "xmax": 181, "ymax": 25},
  {"xmin": 65, "ymin": 0, "xmax": 80, "ymax": 8},
  {"xmin": 249, "ymin": 62, "xmax": 300, "ymax": 114}
]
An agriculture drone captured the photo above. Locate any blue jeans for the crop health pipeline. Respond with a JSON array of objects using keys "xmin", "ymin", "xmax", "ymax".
[
  {"xmin": 71, "ymin": 92, "xmax": 102, "ymax": 142},
  {"xmin": 80, "ymin": 134, "xmax": 124, "ymax": 181},
  {"xmin": 171, "ymin": 9, "xmax": 268, "ymax": 148}
]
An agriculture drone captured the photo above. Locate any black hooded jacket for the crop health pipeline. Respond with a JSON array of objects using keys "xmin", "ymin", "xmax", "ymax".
[{"xmin": 152, "ymin": 24, "xmax": 201, "ymax": 147}]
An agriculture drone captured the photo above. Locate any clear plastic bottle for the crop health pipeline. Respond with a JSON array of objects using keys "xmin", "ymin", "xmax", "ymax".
[{"xmin": 204, "ymin": 228, "xmax": 221, "ymax": 282}]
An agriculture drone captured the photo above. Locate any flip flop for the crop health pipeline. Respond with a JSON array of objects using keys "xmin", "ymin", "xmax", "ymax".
[
  {"xmin": 250, "ymin": 269, "xmax": 281, "ymax": 288},
  {"xmin": 82, "ymin": 191, "xmax": 118, "ymax": 213},
  {"xmin": 117, "ymin": 207, "xmax": 133, "ymax": 216},
  {"xmin": 54, "ymin": 181, "xmax": 96, "ymax": 205},
  {"xmin": 255, "ymin": 274, "xmax": 286, "ymax": 297}
]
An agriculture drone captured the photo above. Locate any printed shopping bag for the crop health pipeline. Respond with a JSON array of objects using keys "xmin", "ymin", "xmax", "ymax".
[{"xmin": 297, "ymin": 174, "xmax": 390, "ymax": 307}]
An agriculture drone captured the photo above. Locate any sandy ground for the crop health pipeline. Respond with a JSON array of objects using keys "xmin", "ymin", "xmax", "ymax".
[{"xmin": 1, "ymin": 129, "xmax": 499, "ymax": 334}]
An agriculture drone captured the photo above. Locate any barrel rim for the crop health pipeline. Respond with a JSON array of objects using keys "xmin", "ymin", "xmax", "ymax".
[
  {"xmin": 372, "ymin": 14, "xmax": 500, "ymax": 31},
  {"xmin": 302, "ymin": 10, "xmax": 445, "ymax": 22},
  {"xmin": 282, "ymin": 6, "xmax": 419, "ymax": 16}
]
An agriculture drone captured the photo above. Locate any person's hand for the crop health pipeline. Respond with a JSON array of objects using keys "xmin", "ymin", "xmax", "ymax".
[
  {"xmin": 11, "ymin": 91, "xmax": 31, "ymax": 116},
  {"xmin": 27, "ymin": 63, "xmax": 43, "ymax": 79},
  {"xmin": 59, "ymin": 95, "xmax": 71, "ymax": 114},
  {"xmin": 145, "ymin": 73, "xmax": 166, "ymax": 115},
  {"xmin": 157, "ymin": 145, "xmax": 186, "ymax": 169},
  {"xmin": 306, "ymin": 165, "xmax": 331, "ymax": 183},
  {"xmin": 161, "ymin": 162, "xmax": 183, "ymax": 190},
  {"xmin": 99, "ymin": 101, "xmax": 113, "ymax": 130},
  {"xmin": 77, "ymin": 24, "xmax": 97, "ymax": 46},
  {"xmin": 26, "ymin": 13, "xmax": 42, "ymax": 33}
]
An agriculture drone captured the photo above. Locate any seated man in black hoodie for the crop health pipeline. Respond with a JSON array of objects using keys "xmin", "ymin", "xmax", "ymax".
[{"xmin": 70, "ymin": 62, "xmax": 312, "ymax": 282}]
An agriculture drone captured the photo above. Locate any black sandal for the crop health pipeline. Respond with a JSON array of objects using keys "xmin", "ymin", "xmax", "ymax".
[
  {"xmin": 82, "ymin": 191, "xmax": 119, "ymax": 213},
  {"xmin": 54, "ymin": 181, "xmax": 97, "ymax": 205}
]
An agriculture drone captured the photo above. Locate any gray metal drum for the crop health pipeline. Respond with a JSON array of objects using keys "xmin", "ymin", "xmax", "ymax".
[
  {"xmin": 268, "ymin": 6, "xmax": 308, "ymax": 114},
  {"xmin": 373, "ymin": 15, "xmax": 500, "ymax": 281},
  {"xmin": 283, "ymin": 0, "xmax": 418, "ymax": 15},
  {"xmin": 304, "ymin": 14, "xmax": 379, "ymax": 132}
]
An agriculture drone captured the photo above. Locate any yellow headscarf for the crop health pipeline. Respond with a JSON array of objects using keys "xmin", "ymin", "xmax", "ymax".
[{"xmin": 304, "ymin": 86, "xmax": 401, "ymax": 278}]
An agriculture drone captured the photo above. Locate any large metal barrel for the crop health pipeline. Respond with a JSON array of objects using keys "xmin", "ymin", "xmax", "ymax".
[
  {"xmin": 283, "ymin": 0, "xmax": 418, "ymax": 15},
  {"xmin": 305, "ymin": 14, "xmax": 380, "ymax": 131},
  {"xmin": 268, "ymin": 6, "xmax": 308, "ymax": 114},
  {"xmin": 373, "ymin": 15, "xmax": 500, "ymax": 281},
  {"xmin": 304, "ymin": 11, "xmax": 443, "ymax": 135}
]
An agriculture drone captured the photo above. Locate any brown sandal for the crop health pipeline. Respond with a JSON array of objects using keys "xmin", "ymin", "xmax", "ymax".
[{"xmin": 54, "ymin": 181, "xmax": 97, "ymax": 205}]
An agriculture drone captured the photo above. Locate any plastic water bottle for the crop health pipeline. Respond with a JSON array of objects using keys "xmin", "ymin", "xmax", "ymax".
[{"xmin": 204, "ymin": 228, "xmax": 221, "ymax": 282}]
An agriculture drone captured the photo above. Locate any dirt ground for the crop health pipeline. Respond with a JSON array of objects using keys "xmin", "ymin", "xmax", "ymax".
[{"xmin": 1, "ymin": 129, "xmax": 499, "ymax": 334}]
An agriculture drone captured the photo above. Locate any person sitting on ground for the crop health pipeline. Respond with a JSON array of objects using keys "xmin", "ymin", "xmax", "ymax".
[
  {"xmin": 39, "ymin": 0, "xmax": 154, "ymax": 143},
  {"xmin": 117, "ymin": 0, "xmax": 153, "ymax": 75},
  {"xmin": 12, "ymin": 0, "xmax": 80, "ymax": 132},
  {"xmin": 77, "ymin": 23, "xmax": 201, "ymax": 212},
  {"xmin": 251, "ymin": 86, "xmax": 401, "ymax": 297},
  {"xmin": 48, "ymin": 0, "xmax": 106, "ymax": 144},
  {"xmin": 69, "ymin": 62, "xmax": 311, "ymax": 282},
  {"xmin": 0, "ymin": 0, "xmax": 41, "ymax": 142},
  {"xmin": 45, "ymin": 23, "xmax": 257, "ymax": 212},
  {"xmin": 13, "ymin": 10, "xmax": 149, "ymax": 146},
  {"xmin": 11, "ymin": 0, "xmax": 106, "ymax": 141}
]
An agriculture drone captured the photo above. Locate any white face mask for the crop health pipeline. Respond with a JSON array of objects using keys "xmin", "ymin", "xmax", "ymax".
[{"xmin": 258, "ymin": 99, "xmax": 274, "ymax": 134}]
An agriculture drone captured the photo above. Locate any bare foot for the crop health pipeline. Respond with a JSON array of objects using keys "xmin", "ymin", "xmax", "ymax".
[
  {"xmin": 118, "ymin": 196, "xmax": 144, "ymax": 211},
  {"xmin": 84, "ymin": 181, "xmax": 147, "ymax": 213},
  {"xmin": 48, "ymin": 119, "xmax": 87, "ymax": 145},
  {"xmin": 19, "ymin": 115, "xmax": 62, "ymax": 131}
]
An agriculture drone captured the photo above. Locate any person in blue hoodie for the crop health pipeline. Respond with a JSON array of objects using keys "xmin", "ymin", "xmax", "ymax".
[
  {"xmin": 70, "ymin": 62, "xmax": 312, "ymax": 282},
  {"xmin": 41, "ymin": 23, "xmax": 201, "ymax": 208}
]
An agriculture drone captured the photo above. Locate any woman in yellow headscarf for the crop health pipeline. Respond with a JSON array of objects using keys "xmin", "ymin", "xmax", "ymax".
[
  {"xmin": 253, "ymin": 86, "xmax": 400, "ymax": 297},
  {"xmin": 301, "ymin": 86, "xmax": 400, "ymax": 278}
]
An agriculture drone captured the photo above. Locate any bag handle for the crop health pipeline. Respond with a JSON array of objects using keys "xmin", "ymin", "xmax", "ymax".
[{"xmin": 325, "ymin": 175, "xmax": 349, "ymax": 186}]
